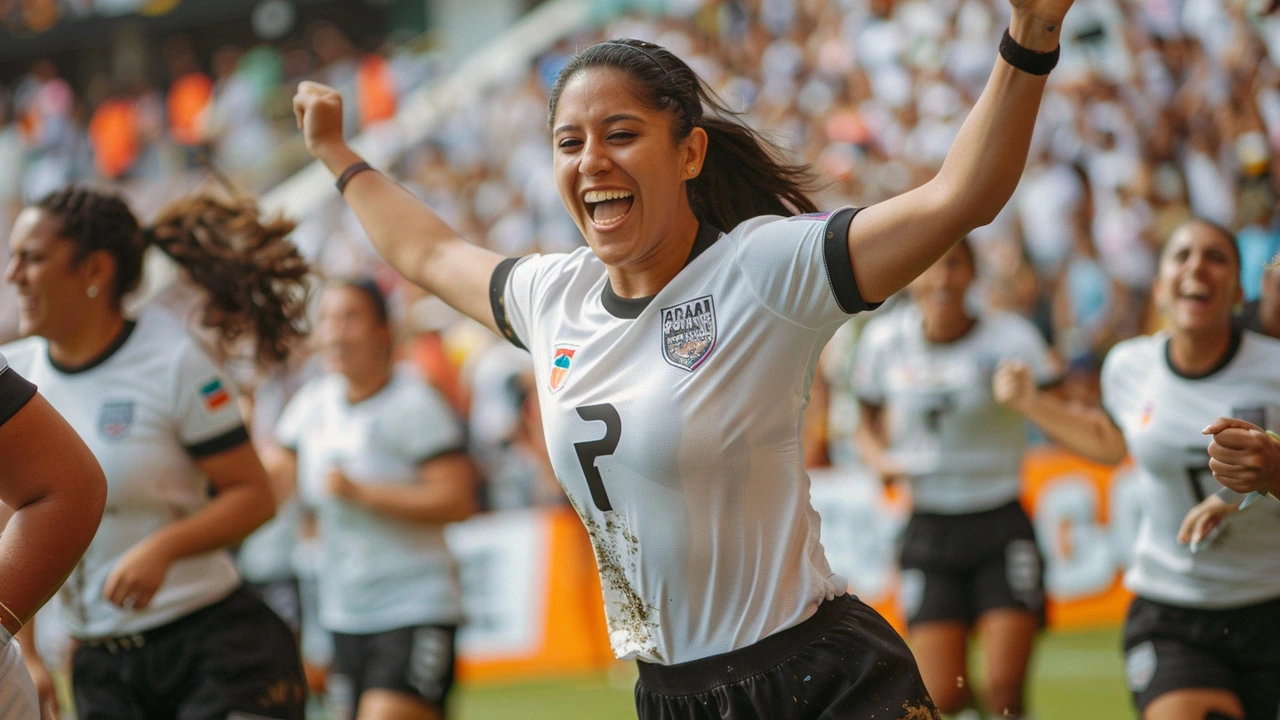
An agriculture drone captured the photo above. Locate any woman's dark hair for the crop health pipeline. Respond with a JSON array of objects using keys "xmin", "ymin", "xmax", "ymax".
[
  {"xmin": 36, "ymin": 187, "xmax": 310, "ymax": 367},
  {"xmin": 332, "ymin": 277, "xmax": 390, "ymax": 327},
  {"xmin": 548, "ymin": 38, "xmax": 820, "ymax": 230}
]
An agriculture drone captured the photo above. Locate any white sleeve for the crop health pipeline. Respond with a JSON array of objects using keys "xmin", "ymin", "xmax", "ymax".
[
  {"xmin": 731, "ymin": 209, "xmax": 881, "ymax": 330},
  {"xmin": 490, "ymin": 253, "xmax": 565, "ymax": 352},
  {"xmin": 850, "ymin": 318, "xmax": 890, "ymax": 407},
  {"xmin": 1100, "ymin": 340, "xmax": 1138, "ymax": 431},
  {"xmin": 172, "ymin": 343, "xmax": 249, "ymax": 458},
  {"xmin": 396, "ymin": 380, "xmax": 467, "ymax": 464},
  {"xmin": 274, "ymin": 380, "xmax": 317, "ymax": 453}
]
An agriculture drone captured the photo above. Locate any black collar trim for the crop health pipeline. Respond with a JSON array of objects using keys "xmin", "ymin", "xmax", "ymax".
[
  {"xmin": 48, "ymin": 321, "xmax": 138, "ymax": 375},
  {"xmin": 601, "ymin": 222, "xmax": 723, "ymax": 320},
  {"xmin": 1164, "ymin": 327, "xmax": 1242, "ymax": 381}
]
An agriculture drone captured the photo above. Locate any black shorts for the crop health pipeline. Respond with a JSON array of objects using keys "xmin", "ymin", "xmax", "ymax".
[
  {"xmin": 244, "ymin": 577, "xmax": 302, "ymax": 637},
  {"xmin": 332, "ymin": 624, "xmax": 458, "ymax": 713},
  {"xmin": 898, "ymin": 500, "xmax": 1045, "ymax": 627},
  {"xmin": 72, "ymin": 586, "xmax": 307, "ymax": 720},
  {"xmin": 634, "ymin": 594, "xmax": 939, "ymax": 720},
  {"xmin": 1123, "ymin": 595, "xmax": 1280, "ymax": 718}
]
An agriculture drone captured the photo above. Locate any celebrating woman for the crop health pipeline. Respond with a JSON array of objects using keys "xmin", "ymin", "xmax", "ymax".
[
  {"xmin": 4, "ymin": 188, "xmax": 309, "ymax": 719},
  {"xmin": 292, "ymin": 0, "xmax": 1074, "ymax": 712},
  {"xmin": 854, "ymin": 238, "xmax": 1058, "ymax": 718},
  {"xmin": 995, "ymin": 220, "xmax": 1280, "ymax": 720}
]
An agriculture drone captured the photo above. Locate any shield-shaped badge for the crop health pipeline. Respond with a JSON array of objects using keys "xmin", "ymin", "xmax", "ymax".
[
  {"xmin": 549, "ymin": 345, "xmax": 577, "ymax": 394},
  {"xmin": 98, "ymin": 400, "xmax": 134, "ymax": 440},
  {"xmin": 660, "ymin": 295, "xmax": 716, "ymax": 372}
]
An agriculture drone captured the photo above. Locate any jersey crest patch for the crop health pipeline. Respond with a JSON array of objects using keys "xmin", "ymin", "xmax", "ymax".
[
  {"xmin": 549, "ymin": 345, "xmax": 577, "ymax": 393},
  {"xmin": 98, "ymin": 400, "xmax": 134, "ymax": 440},
  {"xmin": 660, "ymin": 295, "xmax": 717, "ymax": 371},
  {"xmin": 198, "ymin": 378, "xmax": 232, "ymax": 413}
]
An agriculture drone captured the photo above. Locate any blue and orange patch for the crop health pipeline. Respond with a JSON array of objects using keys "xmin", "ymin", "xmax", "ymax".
[{"xmin": 199, "ymin": 378, "xmax": 231, "ymax": 412}]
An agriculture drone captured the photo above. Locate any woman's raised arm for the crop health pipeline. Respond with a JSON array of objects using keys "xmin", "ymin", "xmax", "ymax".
[
  {"xmin": 293, "ymin": 82, "xmax": 505, "ymax": 334},
  {"xmin": 847, "ymin": 1, "xmax": 1073, "ymax": 303}
]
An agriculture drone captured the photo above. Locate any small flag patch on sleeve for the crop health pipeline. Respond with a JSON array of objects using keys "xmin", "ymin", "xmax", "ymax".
[{"xmin": 198, "ymin": 378, "xmax": 232, "ymax": 413}]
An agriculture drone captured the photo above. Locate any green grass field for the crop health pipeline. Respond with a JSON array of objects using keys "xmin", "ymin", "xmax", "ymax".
[{"xmin": 451, "ymin": 628, "xmax": 1133, "ymax": 720}]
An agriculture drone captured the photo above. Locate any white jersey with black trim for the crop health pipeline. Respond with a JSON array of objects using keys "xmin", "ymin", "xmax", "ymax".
[
  {"xmin": 275, "ymin": 368, "xmax": 466, "ymax": 634},
  {"xmin": 491, "ymin": 209, "xmax": 877, "ymax": 665},
  {"xmin": 1, "ymin": 308, "xmax": 246, "ymax": 639},
  {"xmin": 852, "ymin": 304, "xmax": 1058, "ymax": 514},
  {"xmin": 1103, "ymin": 330, "xmax": 1280, "ymax": 609}
]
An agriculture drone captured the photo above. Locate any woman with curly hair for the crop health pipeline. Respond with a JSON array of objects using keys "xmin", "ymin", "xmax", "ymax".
[{"xmin": 3, "ymin": 187, "xmax": 310, "ymax": 719}]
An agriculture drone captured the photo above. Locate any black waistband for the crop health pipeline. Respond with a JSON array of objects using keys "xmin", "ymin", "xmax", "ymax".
[
  {"xmin": 80, "ymin": 586, "xmax": 247, "ymax": 652},
  {"xmin": 637, "ymin": 593, "xmax": 855, "ymax": 696}
]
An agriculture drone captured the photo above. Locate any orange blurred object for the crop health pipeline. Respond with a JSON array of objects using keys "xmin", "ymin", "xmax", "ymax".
[
  {"xmin": 167, "ymin": 72, "xmax": 214, "ymax": 146},
  {"xmin": 357, "ymin": 54, "xmax": 397, "ymax": 127},
  {"xmin": 88, "ymin": 98, "xmax": 139, "ymax": 179}
]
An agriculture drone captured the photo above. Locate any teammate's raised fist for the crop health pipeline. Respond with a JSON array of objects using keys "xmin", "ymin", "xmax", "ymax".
[
  {"xmin": 992, "ymin": 359, "xmax": 1036, "ymax": 412},
  {"xmin": 293, "ymin": 81, "xmax": 346, "ymax": 159}
]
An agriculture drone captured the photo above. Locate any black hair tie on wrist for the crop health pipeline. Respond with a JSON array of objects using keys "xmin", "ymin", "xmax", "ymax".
[
  {"xmin": 335, "ymin": 161, "xmax": 375, "ymax": 195},
  {"xmin": 999, "ymin": 28, "xmax": 1060, "ymax": 76}
]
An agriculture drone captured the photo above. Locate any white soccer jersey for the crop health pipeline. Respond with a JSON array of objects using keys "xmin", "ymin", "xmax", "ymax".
[
  {"xmin": 0, "ymin": 643, "xmax": 38, "ymax": 718},
  {"xmin": 275, "ymin": 368, "xmax": 466, "ymax": 634},
  {"xmin": 1, "ymin": 307, "xmax": 246, "ymax": 639},
  {"xmin": 492, "ymin": 210, "xmax": 877, "ymax": 665},
  {"xmin": 1103, "ymin": 330, "xmax": 1280, "ymax": 608},
  {"xmin": 852, "ymin": 304, "xmax": 1058, "ymax": 514}
]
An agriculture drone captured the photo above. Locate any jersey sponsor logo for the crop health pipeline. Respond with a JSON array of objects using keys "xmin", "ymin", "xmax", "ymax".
[
  {"xmin": 549, "ymin": 345, "xmax": 577, "ymax": 393},
  {"xmin": 197, "ymin": 377, "xmax": 231, "ymax": 413},
  {"xmin": 788, "ymin": 211, "xmax": 832, "ymax": 221},
  {"xmin": 98, "ymin": 400, "xmax": 134, "ymax": 440},
  {"xmin": 1139, "ymin": 400, "xmax": 1155, "ymax": 428},
  {"xmin": 659, "ymin": 295, "xmax": 716, "ymax": 371}
]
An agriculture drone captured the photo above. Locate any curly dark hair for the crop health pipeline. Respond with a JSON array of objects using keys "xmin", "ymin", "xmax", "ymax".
[{"xmin": 37, "ymin": 187, "xmax": 310, "ymax": 367}]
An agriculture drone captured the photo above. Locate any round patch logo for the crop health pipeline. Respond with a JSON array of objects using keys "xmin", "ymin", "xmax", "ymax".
[{"xmin": 1125, "ymin": 640, "xmax": 1157, "ymax": 693}]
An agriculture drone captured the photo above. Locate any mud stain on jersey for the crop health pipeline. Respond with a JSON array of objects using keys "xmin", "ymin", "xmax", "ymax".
[{"xmin": 569, "ymin": 495, "xmax": 662, "ymax": 662}]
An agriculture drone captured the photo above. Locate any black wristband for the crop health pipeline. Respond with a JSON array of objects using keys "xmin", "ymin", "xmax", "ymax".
[
  {"xmin": 335, "ymin": 161, "xmax": 375, "ymax": 195},
  {"xmin": 999, "ymin": 28, "xmax": 1060, "ymax": 76}
]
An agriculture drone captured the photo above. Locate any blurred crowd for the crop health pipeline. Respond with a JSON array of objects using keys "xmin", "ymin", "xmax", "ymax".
[
  {"xmin": 0, "ymin": 21, "xmax": 433, "ymax": 207},
  {"xmin": 6, "ymin": 0, "xmax": 1280, "ymax": 506}
]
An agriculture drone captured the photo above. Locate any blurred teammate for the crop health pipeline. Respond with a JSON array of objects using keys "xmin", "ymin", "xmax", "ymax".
[
  {"xmin": 3, "ymin": 187, "xmax": 309, "ymax": 719},
  {"xmin": 1199, "ymin": 262, "xmax": 1280, "ymax": 499},
  {"xmin": 273, "ymin": 279, "xmax": 478, "ymax": 720},
  {"xmin": 854, "ymin": 238, "xmax": 1057, "ymax": 718},
  {"xmin": 0, "ymin": 355, "xmax": 106, "ymax": 716},
  {"xmin": 292, "ymin": 0, "xmax": 1074, "ymax": 711},
  {"xmin": 995, "ymin": 220, "xmax": 1280, "ymax": 720}
]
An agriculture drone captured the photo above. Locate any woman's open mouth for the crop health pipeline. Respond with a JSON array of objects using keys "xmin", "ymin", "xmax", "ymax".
[{"xmin": 584, "ymin": 189, "xmax": 634, "ymax": 231}]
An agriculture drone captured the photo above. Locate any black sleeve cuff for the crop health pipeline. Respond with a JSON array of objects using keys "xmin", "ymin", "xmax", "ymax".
[
  {"xmin": 0, "ymin": 367, "xmax": 38, "ymax": 427},
  {"xmin": 185, "ymin": 425, "xmax": 251, "ymax": 458},
  {"xmin": 489, "ymin": 257, "xmax": 528, "ymax": 351},
  {"xmin": 822, "ymin": 207, "xmax": 882, "ymax": 314}
]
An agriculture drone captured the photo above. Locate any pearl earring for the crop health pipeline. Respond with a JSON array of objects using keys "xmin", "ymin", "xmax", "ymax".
[{"xmin": 87, "ymin": 286, "xmax": 99, "ymax": 299}]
